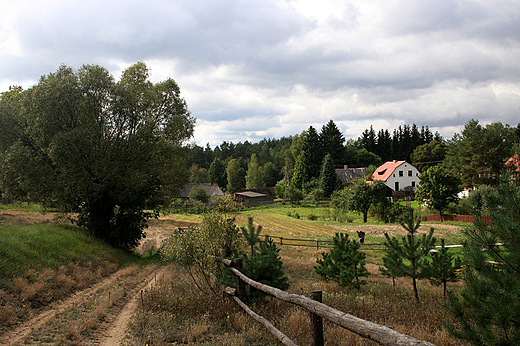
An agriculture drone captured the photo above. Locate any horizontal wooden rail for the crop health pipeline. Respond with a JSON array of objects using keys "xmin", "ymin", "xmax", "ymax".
[{"xmin": 215, "ymin": 257, "xmax": 435, "ymax": 346}]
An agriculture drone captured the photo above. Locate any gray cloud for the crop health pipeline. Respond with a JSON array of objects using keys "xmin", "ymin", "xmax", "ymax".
[{"xmin": 1, "ymin": 0, "xmax": 519, "ymax": 146}]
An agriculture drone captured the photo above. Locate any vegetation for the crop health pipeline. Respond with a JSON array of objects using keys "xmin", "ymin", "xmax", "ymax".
[
  {"xmin": 315, "ymin": 233, "xmax": 369, "ymax": 288},
  {"xmin": 381, "ymin": 208, "xmax": 436, "ymax": 301},
  {"xmin": 0, "ymin": 63, "xmax": 195, "ymax": 249},
  {"xmin": 447, "ymin": 176, "xmax": 520, "ymax": 345},
  {"xmin": 415, "ymin": 165, "xmax": 462, "ymax": 218}
]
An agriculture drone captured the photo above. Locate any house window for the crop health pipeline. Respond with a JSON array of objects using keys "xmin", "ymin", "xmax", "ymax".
[
  {"xmin": 412, "ymin": 181, "xmax": 416, "ymax": 187},
  {"xmin": 399, "ymin": 171, "xmax": 403, "ymax": 177},
  {"xmin": 395, "ymin": 182, "xmax": 400, "ymax": 191},
  {"xmin": 408, "ymin": 170, "xmax": 412, "ymax": 177}
]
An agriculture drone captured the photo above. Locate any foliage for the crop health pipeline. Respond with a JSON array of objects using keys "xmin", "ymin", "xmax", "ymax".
[
  {"xmin": 226, "ymin": 158, "xmax": 246, "ymax": 193},
  {"xmin": 444, "ymin": 119, "xmax": 514, "ymax": 187},
  {"xmin": 189, "ymin": 187, "xmax": 209, "ymax": 203},
  {"xmin": 243, "ymin": 235, "xmax": 289, "ymax": 299},
  {"xmin": 379, "ymin": 237, "xmax": 405, "ymax": 288},
  {"xmin": 411, "ymin": 140, "xmax": 446, "ymax": 172},
  {"xmin": 415, "ymin": 165, "xmax": 462, "ymax": 217},
  {"xmin": 319, "ymin": 153, "xmax": 337, "ymax": 197},
  {"xmin": 331, "ymin": 179, "xmax": 387, "ymax": 223},
  {"xmin": 447, "ymin": 176, "xmax": 520, "ymax": 345},
  {"xmin": 241, "ymin": 216, "xmax": 262, "ymax": 256},
  {"xmin": 310, "ymin": 188, "xmax": 324, "ymax": 206},
  {"xmin": 426, "ymin": 239, "xmax": 462, "ymax": 296},
  {"xmin": 320, "ymin": 119, "xmax": 345, "ymax": 167},
  {"xmin": 208, "ymin": 157, "xmax": 227, "ymax": 189},
  {"xmin": 161, "ymin": 211, "xmax": 243, "ymax": 292},
  {"xmin": 382, "ymin": 208, "xmax": 436, "ymax": 300},
  {"xmin": 245, "ymin": 153, "xmax": 265, "ymax": 189},
  {"xmin": 0, "ymin": 63, "xmax": 195, "ymax": 250},
  {"xmin": 372, "ymin": 198, "xmax": 407, "ymax": 223},
  {"xmin": 286, "ymin": 186, "xmax": 304, "ymax": 204},
  {"xmin": 315, "ymin": 233, "xmax": 369, "ymax": 288}
]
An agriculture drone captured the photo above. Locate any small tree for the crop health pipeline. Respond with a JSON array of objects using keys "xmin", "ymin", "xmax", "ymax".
[
  {"xmin": 379, "ymin": 236, "xmax": 405, "ymax": 288},
  {"xmin": 315, "ymin": 233, "xmax": 369, "ymax": 288},
  {"xmin": 241, "ymin": 216, "xmax": 262, "ymax": 256},
  {"xmin": 382, "ymin": 208, "xmax": 435, "ymax": 300},
  {"xmin": 427, "ymin": 238, "xmax": 462, "ymax": 297},
  {"xmin": 243, "ymin": 235, "xmax": 289, "ymax": 299},
  {"xmin": 331, "ymin": 179, "xmax": 387, "ymax": 223}
]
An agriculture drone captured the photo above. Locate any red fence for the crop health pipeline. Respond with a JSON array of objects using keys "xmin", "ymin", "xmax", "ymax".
[{"xmin": 422, "ymin": 214, "xmax": 493, "ymax": 226}]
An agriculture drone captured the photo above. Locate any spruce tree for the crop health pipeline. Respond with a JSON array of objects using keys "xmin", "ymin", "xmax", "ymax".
[
  {"xmin": 447, "ymin": 176, "xmax": 520, "ymax": 344},
  {"xmin": 319, "ymin": 153, "xmax": 337, "ymax": 197}
]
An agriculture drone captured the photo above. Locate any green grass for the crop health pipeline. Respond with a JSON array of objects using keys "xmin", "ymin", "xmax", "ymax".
[{"xmin": 0, "ymin": 223, "xmax": 140, "ymax": 290}]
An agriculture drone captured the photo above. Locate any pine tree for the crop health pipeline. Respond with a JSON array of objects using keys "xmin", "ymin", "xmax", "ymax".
[
  {"xmin": 379, "ymin": 236, "xmax": 405, "ymax": 288},
  {"xmin": 447, "ymin": 176, "xmax": 520, "ymax": 344},
  {"xmin": 427, "ymin": 238, "xmax": 462, "ymax": 296},
  {"xmin": 320, "ymin": 120, "xmax": 345, "ymax": 167},
  {"xmin": 383, "ymin": 208, "xmax": 436, "ymax": 300},
  {"xmin": 315, "ymin": 233, "xmax": 369, "ymax": 288},
  {"xmin": 241, "ymin": 216, "xmax": 262, "ymax": 256}
]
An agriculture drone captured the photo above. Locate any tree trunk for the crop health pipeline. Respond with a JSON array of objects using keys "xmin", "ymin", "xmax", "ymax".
[{"xmin": 412, "ymin": 277, "xmax": 419, "ymax": 301}]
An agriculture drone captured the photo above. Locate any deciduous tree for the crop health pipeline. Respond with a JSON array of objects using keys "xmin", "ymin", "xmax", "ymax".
[{"xmin": 0, "ymin": 63, "xmax": 194, "ymax": 249}]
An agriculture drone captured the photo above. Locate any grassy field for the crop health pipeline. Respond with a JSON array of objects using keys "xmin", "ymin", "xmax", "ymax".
[{"xmin": 127, "ymin": 204, "xmax": 469, "ymax": 345}]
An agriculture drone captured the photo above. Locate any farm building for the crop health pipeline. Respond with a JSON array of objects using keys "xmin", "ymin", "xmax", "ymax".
[
  {"xmin": 335, "ymin": 165, "xmax": 366, "ymax": 184},
  {"xmin": 179, "ymin": 183, "xmax": 224, "ymax": 201},
  {"xmin": 234, "ymin": 188, "xmax": 275, "ymax": 206}
]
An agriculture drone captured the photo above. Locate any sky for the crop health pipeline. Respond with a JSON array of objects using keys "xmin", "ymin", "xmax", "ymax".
[{"xmin": 1, "ymin": 0, "xmax": 519, "ymax": 147}]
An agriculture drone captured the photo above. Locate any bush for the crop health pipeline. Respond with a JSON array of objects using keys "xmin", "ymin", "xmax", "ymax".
[{"xmin": 307, "ymin": 214, "xmax": 318, "ymax": 221}]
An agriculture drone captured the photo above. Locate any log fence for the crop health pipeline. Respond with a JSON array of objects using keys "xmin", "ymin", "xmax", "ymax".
[{"xmin": 214, "ymin": 256, "xmax": 435, "ymax": 346}]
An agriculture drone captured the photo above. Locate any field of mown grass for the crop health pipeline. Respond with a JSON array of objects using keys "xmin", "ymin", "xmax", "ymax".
[{"xmin": 128, "ymin": 204, "xmax": 470, "ymax": 345}]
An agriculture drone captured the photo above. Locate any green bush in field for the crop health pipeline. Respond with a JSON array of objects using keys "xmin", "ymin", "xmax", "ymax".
[{"xmin": 315, "ymin": 233, "xmax": 369, "ymax": 288}]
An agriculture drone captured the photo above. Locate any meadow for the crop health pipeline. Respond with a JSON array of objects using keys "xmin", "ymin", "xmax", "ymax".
[{"xmin": 128, "ymin": 203, "xmax": 469, "ymax": 345}]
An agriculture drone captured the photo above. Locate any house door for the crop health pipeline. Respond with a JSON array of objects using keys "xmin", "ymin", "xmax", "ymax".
[{"xmin": 395, "ymin": 182, "xmax": 399, "ymax": 191}]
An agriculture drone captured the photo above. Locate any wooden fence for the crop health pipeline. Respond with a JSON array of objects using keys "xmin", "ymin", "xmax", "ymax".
[
  {"xmin": 422, "ymin": 214, "xmax": 493, "ymax": 226},
  {"xmin": 214, "ymin": 257, "xmax": 435, "ymax": 346},
  {"xmin": 265, "ymin": 235, "xmax": 384, "ymax": 250}
]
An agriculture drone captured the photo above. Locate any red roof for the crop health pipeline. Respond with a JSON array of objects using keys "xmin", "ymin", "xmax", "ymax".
[
  {"xmin": 372, "ymin": 160, "xmax": 406, "ymax": 182},
  {"xmin": 505, "ymin": 155, "xmax": 520, "ymax": 172}
]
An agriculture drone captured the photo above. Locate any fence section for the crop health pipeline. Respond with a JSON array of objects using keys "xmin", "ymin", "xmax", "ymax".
[{"xmin": 215, "ymin": 257, "xmax": 435, "ymax": 346}]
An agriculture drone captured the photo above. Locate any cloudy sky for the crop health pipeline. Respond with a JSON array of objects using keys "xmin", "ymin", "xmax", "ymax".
[{"xmin": 1, "ymin": 0, "xmax": 519, "ymax": 146}]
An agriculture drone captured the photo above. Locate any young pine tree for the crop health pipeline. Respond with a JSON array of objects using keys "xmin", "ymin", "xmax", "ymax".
[
  {"xmin": 382, "ymin": 208, "xmax": 435, "ymax": 300},
  {"xmin": 379, "ymin": 236, "xmax": 405, "ymax": 288},
  {"xmin": 315, "ymin": 233, "xmax": 369, "ymax": 288},
  {"xmin": 241, "ymin": 216, "xmax": 262, "ymax": 256},
  {"xmin": 427, "ymin": 238, "xmax": 462, "ymax": 297},
  {"xmin": 447, "ymin": 176, "xmax": 520, "ymax": 345}
]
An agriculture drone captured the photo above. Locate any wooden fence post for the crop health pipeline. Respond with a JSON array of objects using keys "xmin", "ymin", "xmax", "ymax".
[
  {"xmin": 280, "ymin": 237, "xmax": 283, "ymax": 246},
  {"xmin": 310, "ymin": 290, "xmax": 324, "ymax": 346},
  {"xmin": 234, "ymin": 258, "xmax": 246, "ymax": 302}
]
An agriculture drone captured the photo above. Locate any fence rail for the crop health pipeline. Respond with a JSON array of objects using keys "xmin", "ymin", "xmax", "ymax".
[
  {"xmin": 215, "ymin": 256, "xmax": 435, "ymax": 346},
  {"xmin": 265, "ymin": 235, "xmax": 384, "ymax": 250}
]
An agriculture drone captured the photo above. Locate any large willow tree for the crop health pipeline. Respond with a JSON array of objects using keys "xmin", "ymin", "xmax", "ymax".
[{"xmin": 0, "ymin": 62, "xmax": 195, "ymax": 249}]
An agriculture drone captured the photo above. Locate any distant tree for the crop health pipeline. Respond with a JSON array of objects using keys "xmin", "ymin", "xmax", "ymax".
[
  {"xmin": 444, "ymin": 119, "xmax": 514, "ymax": 187},
  {"xmin": 415, "ymin": 165, "xmax": 462, "ymax": 219},
  {"xmin": 0, "ymin": 63, "xmax": 195, "ymax": 250},
  {"xmin": 376, "ymin": 129, "xmax": 393, "ymax": 163},
  {"xmin": 382, "ymin": 208, "xmax": 436, "ymax": 301},
  {"xmin": 315, "ymin": 233, "xmax": 369, "ymax": 288},
  {"xmin": 426, "ymin": 238, "xmax": 462, "ymax": 296},
  {"xmin": 291, "ymin": 153, "xmax": 305, "ymax": 191},
  {"xmin": 245, "ymin": 154, "xmax": 265, "ymax": 189},
  {"xmin": 262, "ymin": 161, "xmax": 280, "ymax": 187},
  {"xmin": 319, "ymin": 154, "xmax": 337, "ymax": 197},
  {"xmin": 331, "ymin": 179, "xmax": 387, "ymax": 223},
  {"xmin": 301, "ymin": 126, "xmax": 323, "ymax": 181},
  {"xmin": 447, "ymin": 176, "xmax": 520, "ymax": 344},
  {"xmin": 189, "ymin": 164, "xmax": 210, "ymax": 183},
  {"xmin": 226, "ymin": 158, "xmax": 245, "ymax": 193},
  {"xmin": 358, "ymin": 125, "xmax": 377, "ymax": 154},
  {"xmin": 208, "ymin": 157, "xmax": 227, "ymax": 189},
  {"xmin": 411, "ymin": 140, "xmax": 446, "ymax": 172},
  {"xmin": 320, "ymin": 120, "xmax": 345, "ymax": 167}
]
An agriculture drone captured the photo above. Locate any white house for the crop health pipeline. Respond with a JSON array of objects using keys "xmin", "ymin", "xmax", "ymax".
[{"xmin": 372, "ymin": 160, "xmax": 420, "ymax": 191}]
